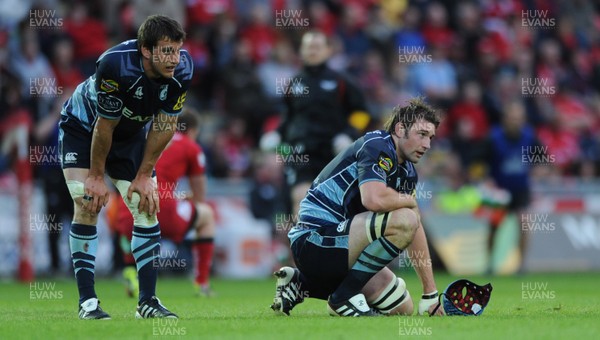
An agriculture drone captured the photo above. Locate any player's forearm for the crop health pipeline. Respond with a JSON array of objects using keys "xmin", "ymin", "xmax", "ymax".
[
  {"xmin": 137, "ymin": 125, "xmax": 175, "ymax": 178},
  {"xmin": 408, "ymin": 217, "xmax": 438, "ymax": 293},
  {"xmin": 365, "ymin": 187, "xmax": 417, "ymax": 213},
  {"xmin": 89, "ymin": 118, "xmax": 116, "ymax": 177}
]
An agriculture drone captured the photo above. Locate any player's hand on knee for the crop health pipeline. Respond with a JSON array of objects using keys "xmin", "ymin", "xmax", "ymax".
[
  {"xmin": 128, "ymin": 176, "xmax": 159, "ymax": 216},
  {"xmin": 83, "ymin": 176, "xmax": 109, "ymax": 214}
]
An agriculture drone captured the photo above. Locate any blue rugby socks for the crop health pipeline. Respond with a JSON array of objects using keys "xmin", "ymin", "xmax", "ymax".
[
  {"xmin": 330, "ymin": 236, "xmax": 400, "ymax": 303},
  {"xmin": 131, "ymin": 224, "xmax": 161, "ymax": 304},
  {"xmin": 69, "ymin": 223, "xmax": 98, "ymax": 304}
]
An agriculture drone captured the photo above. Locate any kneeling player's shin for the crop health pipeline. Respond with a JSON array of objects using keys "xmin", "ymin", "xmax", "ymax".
[
  {"xmin": 331, "ymin": 212, "xmax": 400, "ymax": 303},
  {"xmin": 371, "ymin": 277, "xmax": 411, "ymax": 314}
]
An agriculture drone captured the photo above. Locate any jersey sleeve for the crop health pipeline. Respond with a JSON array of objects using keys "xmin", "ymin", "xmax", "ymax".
[
  {"xmin": 94, "ymin": 56, "xmax": 125, "ymax": 120},
  {"xmin": 356, "ymin": 136, "xmax": 392, "ymax": 186},
  {"xmin": 187, "ymin": 141, "xmax": 206, "ymax": 176},
  {"xmin": 160, "ymin": 50, "xmax": 194, "ymax": 116}
]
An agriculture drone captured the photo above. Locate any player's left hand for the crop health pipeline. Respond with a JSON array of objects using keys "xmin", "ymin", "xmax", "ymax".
[
  {"xmin": 128, "ymin": 176, "xmax": 159, "ymax": 216},
  {"xmin": 418, "ymin": 291, "xmax": 444, "ymax": 316}
]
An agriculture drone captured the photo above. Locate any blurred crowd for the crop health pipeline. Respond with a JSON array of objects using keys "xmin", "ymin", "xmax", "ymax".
[{"xmin": 1, "ymin": 0, "xmax": 600, "ymax": 187}]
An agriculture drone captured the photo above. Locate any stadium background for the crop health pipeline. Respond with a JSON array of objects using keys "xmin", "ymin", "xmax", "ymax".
[{"xmin": 0, "ymin": 0, "xmax": 599, "ymax": 311}]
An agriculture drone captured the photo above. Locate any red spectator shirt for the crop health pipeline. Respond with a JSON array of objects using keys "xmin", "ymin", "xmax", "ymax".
[{"xmin": 156, "ymin": 132, "xmax": 206, "ymax": 201}]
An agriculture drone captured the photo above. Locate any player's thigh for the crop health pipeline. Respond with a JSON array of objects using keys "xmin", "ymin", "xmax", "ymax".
[
  {"xmin": 348, "ymin": 208, "xmax": 417, "ymax": 267},
  {"xmin": 105, "ymin": 129, "xmax": 148, "ymax": 182},
  {"xmin": 157, "ymin": 199, "xmax": 193, "ymax": 243},
  {"xmin": 291, "ymin": 231, "xmax": 349, "ymax": 300}
]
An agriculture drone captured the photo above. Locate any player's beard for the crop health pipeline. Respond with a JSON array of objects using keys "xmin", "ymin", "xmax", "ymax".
[{"xmin": 149, "ymin": 59, "xmax": 174, "ymax": 79}]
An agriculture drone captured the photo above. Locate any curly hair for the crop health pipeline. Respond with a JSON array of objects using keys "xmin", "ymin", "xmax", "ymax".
[{"xmin": 383, "ymin": 97, "xmax": 441, "ymax": 137}]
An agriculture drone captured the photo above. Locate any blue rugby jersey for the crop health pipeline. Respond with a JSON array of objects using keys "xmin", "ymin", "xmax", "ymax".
[
  {"xmin": 289, "ymin": 130, "xmax": 419, "ymax": 244},
  {"xmin": 60, "ymin": 39, "xmax": 193, "ymax": 140}
]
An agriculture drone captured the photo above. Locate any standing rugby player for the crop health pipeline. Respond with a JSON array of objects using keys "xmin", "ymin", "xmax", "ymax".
[{"xmin": 58, "ymin": 15, "xmax": 192, "ymax": 319}]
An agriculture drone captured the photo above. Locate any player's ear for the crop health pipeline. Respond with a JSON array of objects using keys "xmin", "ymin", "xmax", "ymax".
[
  {"xmin": 140, "ymin": 45, "xmax": 152, "ymax": 60},
  {"xmin": 395, "ymin": 122, "xmax": 405, "ymax": 137}
]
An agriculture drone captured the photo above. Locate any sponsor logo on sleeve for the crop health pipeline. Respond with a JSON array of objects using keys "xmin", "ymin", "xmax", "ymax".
[
  {"xmin": 97, "ymin": 92, "xmax": 123, "ymax": 112},
  {"xmin": 100, "ymin": 79, "xmax": 119, "ymax": 93},
  {"xmin": 378, "ymin": 153, "xmax": 393, "ymax": 172}
]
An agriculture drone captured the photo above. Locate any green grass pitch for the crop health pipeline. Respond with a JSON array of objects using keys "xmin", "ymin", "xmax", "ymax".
[{"xmin": 1, "ymin": 271, "xmax": 599, "ymax": 339}]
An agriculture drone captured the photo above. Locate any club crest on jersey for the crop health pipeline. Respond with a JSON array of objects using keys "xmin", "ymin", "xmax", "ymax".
[
  {"xmin": 134, "ymin": 86, "xmax": 143, "ymax": 99},
  {"xmin": 100, "ymin": 79, "xmax": 119, "ymax": 93},
  {"xmin": 378, "ymin": 153, "xmax": 393, "ymax": 172},
  {"xmin": 159, "ymin": 85, "xmax": 168, "ymax": 101}
]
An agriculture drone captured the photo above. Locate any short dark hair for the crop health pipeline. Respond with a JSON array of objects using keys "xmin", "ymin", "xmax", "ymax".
[
  {"xmin": 383, "ymin": 97, "xmax": 441, "ymax": 136},
  {"xmin": 137, "ymin": 15, "xmax": 186, "ymax": 51},
  {"xmin": 177, "ymin": 107, "xmax": 200, "ymax": 132},
  {"xmin": 302, "ymin": 30, "xmax": 330, "ymax": 45}
]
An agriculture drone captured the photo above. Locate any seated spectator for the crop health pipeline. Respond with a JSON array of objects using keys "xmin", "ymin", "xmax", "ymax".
[
  {"xmin": 445, "ymin": 80, "xmax": 490, "ymax": 166},
  {"xmin": 410, "ymin": 44, "xmax": 457, "ymax": 108},
  {"xmin": 421, "ymin": 2, "xmax": 454, "ymax": 51},
  {"xmin": 50, "ymin": 35, "xmax": 84, "ymax": 90},
  {"xmin": 63, "ymin": 1, "xmax": 109, "ymax": 77},
  {"xmin": 240, "ymin": 3, "xmax": 277, "ymax": 64}
]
